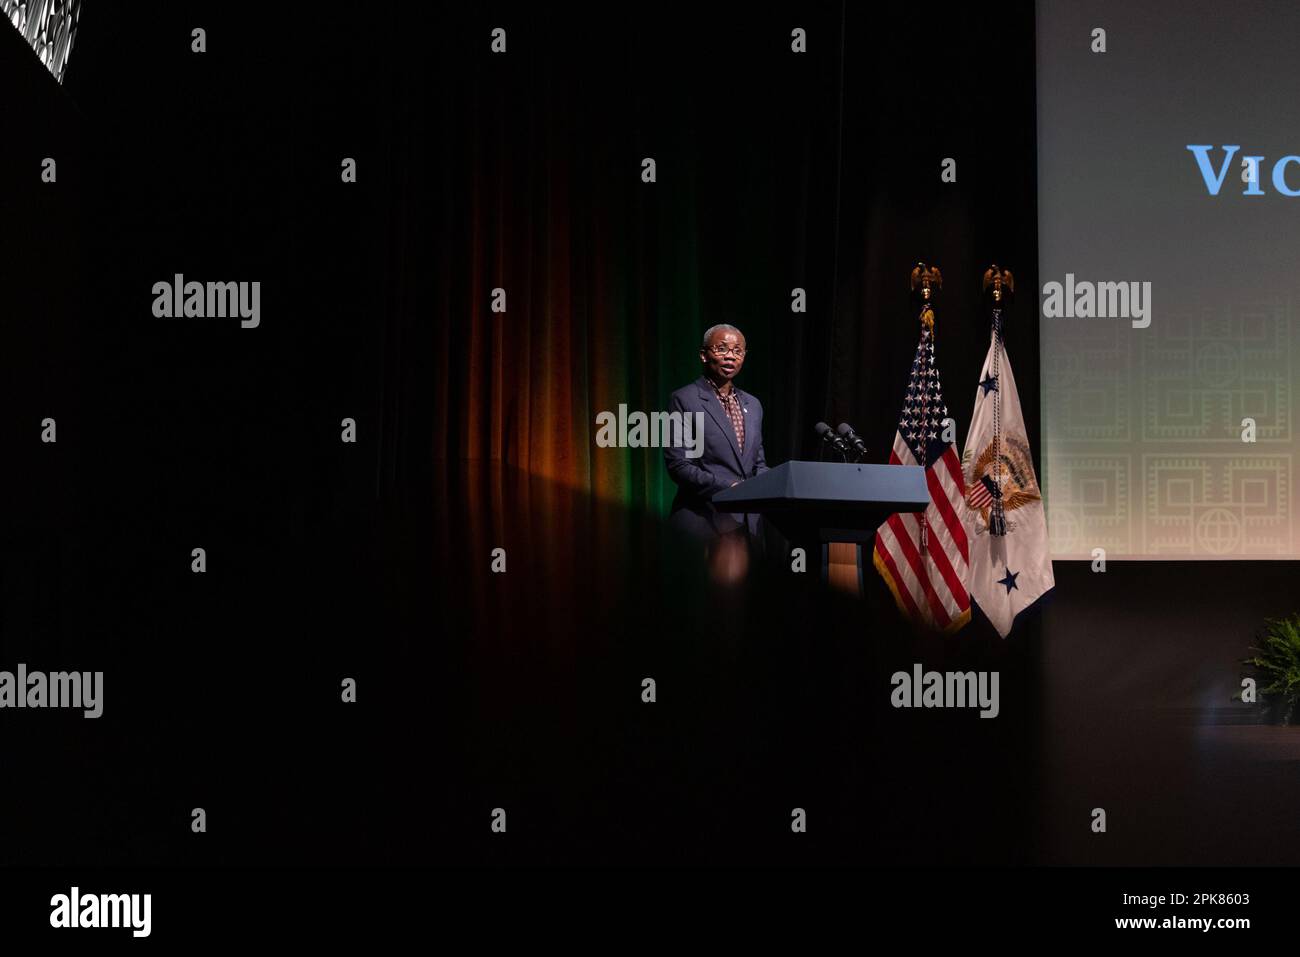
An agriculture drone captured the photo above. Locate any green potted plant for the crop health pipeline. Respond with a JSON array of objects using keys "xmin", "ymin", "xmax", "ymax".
[{"xmin": 1237, "ymin": 614, "xmax": 1300, "ymax": 725}]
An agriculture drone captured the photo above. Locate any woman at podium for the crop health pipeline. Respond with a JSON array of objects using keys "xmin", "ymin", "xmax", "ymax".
[{"xmin": 662, "ymin": 325, "xmax": 769, "ymax": 579}]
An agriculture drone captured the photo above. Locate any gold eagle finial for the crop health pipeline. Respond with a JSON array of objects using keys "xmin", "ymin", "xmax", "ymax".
[{"xmin": 910, "ymin": 262, "xmax": 942, "ymax": 328}]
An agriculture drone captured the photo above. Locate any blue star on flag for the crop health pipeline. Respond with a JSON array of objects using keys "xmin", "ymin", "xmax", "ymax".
[
  {"xmin": 997, "ymin": 568, "xmax": 1019, "ymax": 594},
  {"xmin": 979, "ymin": 374, "xmax": 999, "ymax": 396}
]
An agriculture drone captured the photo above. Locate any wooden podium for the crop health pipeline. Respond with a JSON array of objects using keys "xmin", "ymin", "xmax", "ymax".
[{"xmin": 711, "ymin": 461, "xmax": 929, "ymax": 594}]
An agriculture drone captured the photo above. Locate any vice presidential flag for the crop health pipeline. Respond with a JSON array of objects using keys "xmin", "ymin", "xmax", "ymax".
[
  {"xmin": 872, "ymin": 321, "xmax": 971, "ymax": 634},
  {"xmin": 960, "ymin": 312, "xmax": 1054, "ymax": 637}
]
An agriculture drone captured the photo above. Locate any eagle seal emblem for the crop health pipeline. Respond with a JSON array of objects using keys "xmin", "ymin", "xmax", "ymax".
[{"xmin": 961, "ymin": 434, "xmax": 1041, "ymax": 534}]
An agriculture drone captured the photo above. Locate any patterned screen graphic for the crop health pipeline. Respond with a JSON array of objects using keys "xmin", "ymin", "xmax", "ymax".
[{"xmin": 1037, "ymin": 0, "xmax": 1299, "ymax": 558}]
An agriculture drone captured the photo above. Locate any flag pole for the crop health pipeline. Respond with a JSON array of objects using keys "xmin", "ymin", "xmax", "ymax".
[
  {"xmin": 981, "ymin": 265, "xmax": 1015, "ymax": 536},
  {"xmin": 909, "ymin": 263, "xmax": 942, "ymax": 551}
]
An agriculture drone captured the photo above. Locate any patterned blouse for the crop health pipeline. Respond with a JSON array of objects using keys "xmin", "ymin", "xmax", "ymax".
[{"xmin": 708, "ymin": 379, "xmax": 745, "ymax": 452}]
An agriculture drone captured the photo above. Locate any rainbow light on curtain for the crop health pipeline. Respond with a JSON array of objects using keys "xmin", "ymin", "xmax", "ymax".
[{"xmin": 433, "ymin": 66, "xmax": 707, "ymax": 517}]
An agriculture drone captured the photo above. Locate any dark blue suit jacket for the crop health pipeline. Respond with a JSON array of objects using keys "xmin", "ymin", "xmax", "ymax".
[{"xmin": 663, "ymin": 376, "xmax": 768, "ymax": 541}]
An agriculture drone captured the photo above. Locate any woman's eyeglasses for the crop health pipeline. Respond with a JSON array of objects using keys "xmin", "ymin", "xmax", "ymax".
[{"xmin": 707, "ymin": 345, "xmax": 746, "ymax": 358}]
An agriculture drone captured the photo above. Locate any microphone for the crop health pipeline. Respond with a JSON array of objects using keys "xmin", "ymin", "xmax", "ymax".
[
  {"xmin": 836, "ymin": 423, "xmax": 869, "ymax": 461},
  {"xmin": 815, "ymin": 421, "xmax": 852, "ymax": 458}
]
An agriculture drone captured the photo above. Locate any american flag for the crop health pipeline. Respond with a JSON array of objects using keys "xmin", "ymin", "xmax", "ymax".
[
  {"xmin": 871, "ymin": 323, "xmax": 972, "ymax": 633},
  {"xmin": 966, "ymin": 474, "xmax": 1000, "ymax": 510}
]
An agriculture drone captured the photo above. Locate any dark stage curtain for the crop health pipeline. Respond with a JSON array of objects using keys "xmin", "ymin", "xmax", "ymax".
[{"xmin": 417, "ymin": 2, "xmax": 1041, "ymax": 517}]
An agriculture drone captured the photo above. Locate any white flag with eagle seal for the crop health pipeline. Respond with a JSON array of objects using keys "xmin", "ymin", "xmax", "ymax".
[{"xmin": 960, "ymin": 314, "xmax": 1054, "ymax": 637}]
